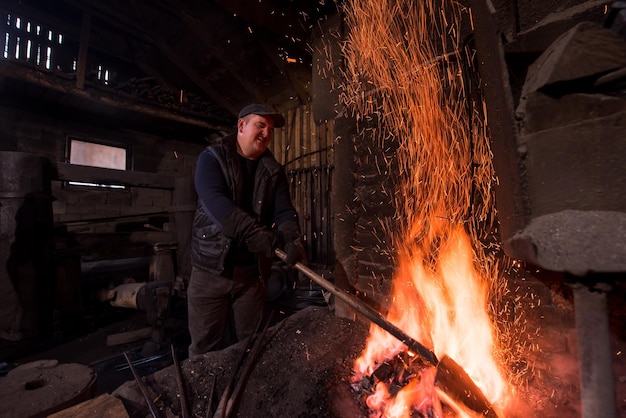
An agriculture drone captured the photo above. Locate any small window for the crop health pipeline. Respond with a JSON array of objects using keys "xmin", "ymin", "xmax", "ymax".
[{"xmin": 67, "ymin": 137, "xmax": 129, "ymax": 189}]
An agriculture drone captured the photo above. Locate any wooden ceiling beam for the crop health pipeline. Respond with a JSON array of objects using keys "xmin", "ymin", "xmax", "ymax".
[
  {"xmin": 66, "ymin": 0, "xmax": 240, "ymax": 115},
  {"xmin": 169, "ymin": 7, "xmax": 268, "ymax": 105},
  {"xmin": 159, "ymin": 0, "xmax": 312, "ymax": 108},
  {"xmin": 0, "ymin": 59, "xmax": 231, "ymax": 130},
  {"xmin": 64, "ymin": 0, "xmax": 155, "ymax": 63},
  {"xmin": 149, "ymin": 36, "xmax": 240, "ymax": 115},
  {"xmin": 75, "ymin": 10, "xmax": 91, "ymax": 89}
]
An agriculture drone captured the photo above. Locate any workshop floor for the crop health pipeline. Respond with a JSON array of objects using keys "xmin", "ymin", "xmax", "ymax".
[
  {"xmin": 0, "ymin": 278, "xmax": 328, "ymax": 399},
  {"xmin": 1, "ymin": 310, "xmax": 167, "ymax": 396}
]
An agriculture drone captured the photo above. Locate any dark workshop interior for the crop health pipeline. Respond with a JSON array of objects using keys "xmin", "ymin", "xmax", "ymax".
[{"xmin": 0, "ymin": 0, "xmax": 625, "ymax": 417}]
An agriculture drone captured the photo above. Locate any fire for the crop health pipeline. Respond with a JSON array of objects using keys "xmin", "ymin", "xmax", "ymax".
[
  {"xmin": 336, "ymin": 0, "xmax": 515, "ymax": 416},
  {"xmin": 354, "ymin": 225, "xmax": 509, "ymax": 416}
]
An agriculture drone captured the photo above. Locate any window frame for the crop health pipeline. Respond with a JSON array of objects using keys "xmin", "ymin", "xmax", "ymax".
[{"xmin": 65, "ymin": 135, "xmax": 132, "ymax": 190}]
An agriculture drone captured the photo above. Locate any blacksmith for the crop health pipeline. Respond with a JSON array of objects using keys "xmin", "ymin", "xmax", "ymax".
[{"xmin": 187, "ymin": 103, "xmax": 306, "ymax": 356}]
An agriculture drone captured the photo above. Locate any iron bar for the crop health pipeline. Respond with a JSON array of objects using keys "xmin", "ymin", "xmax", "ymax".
[
  {"xmin": 224, "ymin": 311, "xmax": 275, "ymax": 418},
  {"xmin": 115, "ymin": 354, "xmax": 166, "ymax": 371},
  {"xmin": 205, "ymin": 374, "xmax": 217, "ymax": 418},
  {"xmin": 123, "ymin": 351, "xmax": 161, "ymax": 418},
  {"xmin": 213, "ymin": 314, "xmax": 264, "ymax": 418},
  {"xmin": 171, "ymin": 344, "xmax": 190, "ymax": 418}
]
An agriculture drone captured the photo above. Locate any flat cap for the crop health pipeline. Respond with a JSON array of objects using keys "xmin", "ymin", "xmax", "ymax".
[{"xmin": 238, "ymin": 103, "xmax": 285, "ymax": 128}]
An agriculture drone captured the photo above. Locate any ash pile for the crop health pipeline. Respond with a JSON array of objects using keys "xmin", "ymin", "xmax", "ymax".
[{"xmin": 113, "ymin": 306, "xmax": 369, "ymax": 417}]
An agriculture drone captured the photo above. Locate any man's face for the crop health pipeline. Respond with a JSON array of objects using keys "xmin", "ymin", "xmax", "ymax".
[{"xmin": 236, "ymin": 114, "xmax": 275, "ymax": 160}]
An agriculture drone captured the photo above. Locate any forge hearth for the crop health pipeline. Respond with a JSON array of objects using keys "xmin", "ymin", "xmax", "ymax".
[{"xmin": 110, "ymin": 289, "xmax": 626, "ymax": 417}]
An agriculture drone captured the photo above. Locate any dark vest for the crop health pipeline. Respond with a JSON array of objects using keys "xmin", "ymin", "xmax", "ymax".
[{"xmin": 190, "ymin": 134, "xmax": 285, "ymax": 277}]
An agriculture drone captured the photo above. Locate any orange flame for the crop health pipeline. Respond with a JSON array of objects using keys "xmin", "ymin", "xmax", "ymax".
[
  {"xmin": 354, "ymin": 225, "xmax": 510, "ymax": 416},
  {"xmin": 336, "ymin": 0, "xmax": 514, "ymax": 416}
]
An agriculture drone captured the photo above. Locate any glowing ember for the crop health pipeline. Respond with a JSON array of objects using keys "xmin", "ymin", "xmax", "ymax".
[{"xmin": 337, "ymin": 0, "xmax": 514, "ymax": 416}]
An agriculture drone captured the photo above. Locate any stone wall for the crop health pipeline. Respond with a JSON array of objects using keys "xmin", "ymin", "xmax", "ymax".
[{"xmin": 0, "ymin": 104, "xmax": 202, "ymax": 229}]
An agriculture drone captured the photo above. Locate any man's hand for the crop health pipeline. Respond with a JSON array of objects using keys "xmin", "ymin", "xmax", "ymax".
[
  {"xmin": 245, "ymin": 225, "xmax": 277, "ymax": 258},
  {"xmin": 277, "ymin": 220, "xmax": 307, "ymax": 265},
  {"xmin": 222, "ymin": 207, "xmax": 277, "ymax": 258},
  {"xmin": 285, "ymin": 238, "xmax": 307, "ymax": 265}
]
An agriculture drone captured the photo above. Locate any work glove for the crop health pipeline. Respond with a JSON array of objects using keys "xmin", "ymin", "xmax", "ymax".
[
  {"xmin": 284, "ymin": 238, "xmax": 307, "ymax": 265},
  {"xmin": 222, "ymin": 207, "xmax": 277, "ymax": 257},
  {"xmin": 245, "ymin": 224, "xmax": 277, "ymax": 258},
  {"xmin": 278, "ymin": 220, "xmax": 307, "ymax": 265}
]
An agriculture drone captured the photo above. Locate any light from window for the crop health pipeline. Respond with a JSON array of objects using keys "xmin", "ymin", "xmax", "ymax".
[
  {"xmin": 45, "ymin": 45, "xmax": 51, "ymax": 69},
  {"xmin": 70, "ymin": 139, "xmax": 126, "ymax": 169},
  {"xmin": 69, "ymin": 138, "xmax": 127, "ymax": 189}
]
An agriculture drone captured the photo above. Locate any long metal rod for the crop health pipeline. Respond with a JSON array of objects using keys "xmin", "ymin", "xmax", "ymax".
[
  {"xmin": 205, "ymin": 374, "xmax": 217, "ymax": 418},
  {"xmin": 115, "ymin": 354, "xmax": 166, "ymax": 371},
  {"xmin": 275, "ymin": 249, "xmax": 438, "ymax": 366},
  {"xmin": 224, "ymin": 311, "xmax": 275, "ymax": 418},
  {"xmin": 124, "ymin": 351, "xmax": 161, "ymax": 418},
  {"xmin": 171, "ymin": 344, "xmax": 190, "ymax": 418},
  {"xmin": 213, "ymin": 314, "xmax": 264, "ymax": 418}
]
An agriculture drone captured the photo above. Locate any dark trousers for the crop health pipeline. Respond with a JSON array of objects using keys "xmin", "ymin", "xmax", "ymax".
[{"xmin": 187, "ymin": 265, "xmax": 265, "ymax": 357}]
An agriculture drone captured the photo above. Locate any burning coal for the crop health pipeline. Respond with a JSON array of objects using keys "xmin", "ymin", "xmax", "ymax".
[{"xmin": 337, "ymin": 0, "xmax": 519, "ymax": 416}]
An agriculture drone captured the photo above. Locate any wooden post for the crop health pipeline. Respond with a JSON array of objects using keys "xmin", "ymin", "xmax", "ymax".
[
  {"xmin": 467, "ymin": 0, "xmax": 525, "ymax": 241},
  {"xmin": 76, "ymin": 11, "xmax": 91, "ymax": 90},
  {"xmin": 172, "ymin": 176, "xmax": 196, "ymax": 282}
]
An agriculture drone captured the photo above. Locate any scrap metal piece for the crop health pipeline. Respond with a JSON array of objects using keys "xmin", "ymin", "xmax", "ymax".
[
  {"xmin": 123, "ymin": 352, "xmax": 161, "ymax": 418},
  {"xmin": 171, "ymin": 344, "xmax": 190, "ymax": 418},
  {"xmin": 213, "ymin": 315, "xmax": 264, "ymax": 418},
  {"xmin": 224, "ymin": 311, "xmax": 275, "ymax": 418},
  {"xmin": 205, "ymin": 374, "xmax": 217, "ymax": 418}
]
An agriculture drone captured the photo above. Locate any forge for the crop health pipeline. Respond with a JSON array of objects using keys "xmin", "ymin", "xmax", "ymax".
[
  {"xmin": 113, "ymin": 1, "xmax": 626, "ymax": 417},
  {"xmin": 110, "ymin": 288, "xmax": 624, "ymax": 418}
]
